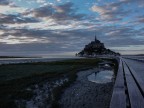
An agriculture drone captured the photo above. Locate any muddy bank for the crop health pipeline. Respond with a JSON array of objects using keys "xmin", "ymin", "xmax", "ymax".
[
  {"xmin": 59, "ymin": 68, "xmax": 114, "ymax": 108},
  {"xmin": 16, "ymin": 78, "xmax": 69, "ymax": 108}
]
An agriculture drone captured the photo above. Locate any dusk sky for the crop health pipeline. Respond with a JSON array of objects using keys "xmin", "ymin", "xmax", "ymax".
[{"xmin": 0, "ymin": 0, "xmax": 144, "ymax": 57}]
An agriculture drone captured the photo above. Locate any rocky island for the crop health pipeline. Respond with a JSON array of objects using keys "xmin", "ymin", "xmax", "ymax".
[{"xmin": 76, "ymin": 36, "xmax": 120, "ymax": 57}]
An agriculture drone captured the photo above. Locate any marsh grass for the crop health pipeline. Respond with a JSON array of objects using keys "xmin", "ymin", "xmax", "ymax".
[{"xmin": 0, "ymin": 58, "xmax": 118, "ymax": 108}]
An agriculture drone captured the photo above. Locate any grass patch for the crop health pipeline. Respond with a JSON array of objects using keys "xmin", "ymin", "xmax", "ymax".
[
  {"xmin": 0, "ymin": 58, "xmax": 100, "ymax": 108},
  {"xmin": 0, "ymin": 58, "xmax": 118, "ymax": 108}
]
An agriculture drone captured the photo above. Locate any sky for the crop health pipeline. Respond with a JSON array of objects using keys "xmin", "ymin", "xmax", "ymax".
[{"xmin": 0, "ymin": 0, "xmax": 144, "ymax": 57}]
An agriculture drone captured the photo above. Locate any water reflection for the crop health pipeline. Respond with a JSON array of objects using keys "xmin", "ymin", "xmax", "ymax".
[{"xmin": 87, "ymin": 70, "xmax": 113, "ymax": 83}]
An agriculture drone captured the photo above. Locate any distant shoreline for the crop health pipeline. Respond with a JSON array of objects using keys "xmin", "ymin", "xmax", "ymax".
[
  {"xmin": 122, "ymin": 54, "xmax": 144, "ymax": 56},
  {"xmin": 0, "ymin": 56, "xmax": 41, "ymax": 58}
]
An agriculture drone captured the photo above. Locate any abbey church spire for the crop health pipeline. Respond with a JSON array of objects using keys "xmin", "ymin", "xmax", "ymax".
[{"xmin": 95, "ymin": 35, "xmax": 97, "ymax": 42}]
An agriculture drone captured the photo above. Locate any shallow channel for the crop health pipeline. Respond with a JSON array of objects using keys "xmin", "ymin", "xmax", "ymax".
[{"xmin": 87, "ymin": 70, "xmax": 113, "ymax": 83}]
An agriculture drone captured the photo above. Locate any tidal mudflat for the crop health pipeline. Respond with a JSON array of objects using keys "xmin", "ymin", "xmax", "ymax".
[
  {"xmin": 0, "ymin": 58, "xmax": 118, "ymax": 108},
  {"xmin": 59, "ymin": 68, "xmax": 114, "ymax": 108}
]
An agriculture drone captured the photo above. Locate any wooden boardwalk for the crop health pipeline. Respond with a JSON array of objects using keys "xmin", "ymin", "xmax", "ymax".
[{"xmin": 110, "ymin": 57, "xmax": 144, "ymax": 108}]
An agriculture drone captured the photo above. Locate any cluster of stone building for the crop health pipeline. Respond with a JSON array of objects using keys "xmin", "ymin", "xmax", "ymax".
[{"xmin": 76, "ymin": 36, "xmax": 120, "ymax": 57}]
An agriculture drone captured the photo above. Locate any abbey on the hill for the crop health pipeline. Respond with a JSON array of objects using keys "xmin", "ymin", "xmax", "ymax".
[{"xmin": 76, "ymin": 36, "xmax": 120, "ymax": 57}]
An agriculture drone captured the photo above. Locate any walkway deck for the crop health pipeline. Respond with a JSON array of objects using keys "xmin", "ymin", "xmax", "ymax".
[{"xmin": 110, "ymin": 57, "xmax": 144, "ymax": 108}]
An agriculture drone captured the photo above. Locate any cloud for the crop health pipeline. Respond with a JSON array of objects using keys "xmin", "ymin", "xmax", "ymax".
[
  {"xmin": 0, "ymin": 5, "xmax": 27, "ymax": 14},
  {"xmin": 0, "ymin": 0, "xmax": 10, "ymax": 5},
  {"xmin": 25, "ymin": 2, "xmax": 85, "ymax": 21},
  {"xmin": 134, "ymin": 15, "xmax": 144, "ymax": 24},
  {"xmin": 0, "ymin": 25, "xmax": 143, "ymax": 55},
  {"xmin": 105, "ymin": 27, "xmax": 135, "ymax": 37},
  {"xmin": 0, "ymin": 28, "xmax": 96, "ymax": 53},
  {"xmin": 90, "ymin": 4, "xmax": 128, "ymax": 21},
  {"xmin": 0, "ymin": 35, "xmax": 50, "ymax": 44},
  {"xmin": 36, "ymin": 0, "xmax": 46, "ymax": 4},
  {"xmin": 0, "ymin": 14, "xmax": 39, "ymax": 24},
  {"xmin": 99, "ymin": 25, "xmax": 144, "ymax": 50},
  {"xmin": 0, "ymin": 30, "xmax": 4, "ymax": 35},
  {"xmin": 4, "ymin": 19, "xmax": 96, "ymax": 31},
  {"xmin": 0, "ymin": 0, "xmax": 144, "ymax": 56},
  {"xmin": 90, "ymin": 0, "xmax": 144, "ymax": 23},
  {"xmin": 0, "ymin": 28, "xmax": 51, "ymax": 45},
  {"xmin": 109, "ymin": 0, "xmax": 144, "ymax": 7},
  {"xmin": 2, "ymin": 2, "xmax": 91, "ymax": 31},
  {"xmin": 138, "ymin": 18, "xmax": 144, "ymax": 23},
  {"xmin": 106, "ymin": 0, "xmax": 144, "ymax": 9}
]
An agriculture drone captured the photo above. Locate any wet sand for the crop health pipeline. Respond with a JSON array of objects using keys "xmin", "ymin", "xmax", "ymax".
[{"xmin": 59, "ymin": 68, "xmax": 113, "ymax": 108}]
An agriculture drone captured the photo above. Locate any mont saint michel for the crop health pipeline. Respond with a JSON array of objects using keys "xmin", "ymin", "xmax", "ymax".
[
  {"xmin": 0, "ymin": 0, "xmax": 144, "ymax": 108},
  {"xmin": 77, "ymin": 36, "xmax": 120, "ymax": 57}
]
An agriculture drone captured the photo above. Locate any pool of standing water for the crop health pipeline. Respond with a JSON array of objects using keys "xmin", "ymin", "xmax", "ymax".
[{"xmin": 87, "ymin": 70, "xmax": 113, "ymax": 83}]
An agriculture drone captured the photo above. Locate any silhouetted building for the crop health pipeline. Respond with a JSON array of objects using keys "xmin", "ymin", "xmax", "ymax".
[{"xmin": 77, "ymin": 35, "xmax": 120, "ymax": 57}]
